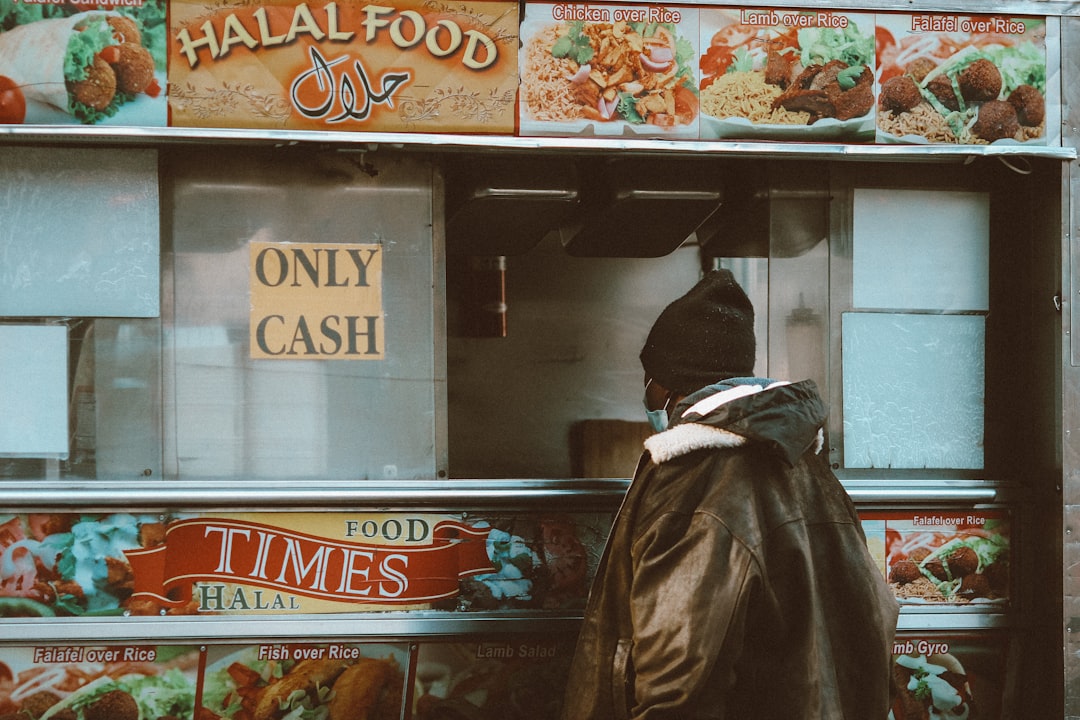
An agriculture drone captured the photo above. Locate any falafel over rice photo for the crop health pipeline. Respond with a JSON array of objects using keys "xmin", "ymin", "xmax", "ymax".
[
  {"xmin": 0, "ymin": 0, "xmax": 165, "ymax": 125},
  {"xmin": 876, "ymin": 15, "xmax": 1050, "ymax": 144}
]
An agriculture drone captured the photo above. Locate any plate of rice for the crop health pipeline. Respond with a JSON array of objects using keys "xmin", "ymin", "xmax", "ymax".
[{"xmin": 699, "ymin": 69, "xmax": 874, "ymax": 140}]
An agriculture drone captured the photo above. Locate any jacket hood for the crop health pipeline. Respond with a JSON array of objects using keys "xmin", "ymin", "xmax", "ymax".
[{"xmin": 643, "ymin": 378, "xmax": 828, "ymax": 466}]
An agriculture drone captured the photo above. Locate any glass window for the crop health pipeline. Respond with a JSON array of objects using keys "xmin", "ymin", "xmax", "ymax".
[
  {"xmin": 0, "ymin": 148, "xmax": 159, "ymax": 318},
  {"xmin": 166, "ymin": 154, "xmax": 439, "ymax": 481},
  {"xmin": 842, "ymin": 188, "xmax": 990, "ymax": 471},
  {"xmin": 852, "ymin": 188, "xmax": 989, "ymax": 311},
  {"xmin": 0, "ymin": 324, "xmax": 68, "ymax": 458},
  {"xmin": 842, "ymin": 312, "xmax": 985, "ymax": 469}
]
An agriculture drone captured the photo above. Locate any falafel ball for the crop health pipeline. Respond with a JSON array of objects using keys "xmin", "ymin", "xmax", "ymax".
[
  {"xmin": 983, "ymin": 560, "xmax": 1009, "ymax": 595},
  {"xmin": 879, "ymin": 75, "xmax": 922, "ymax": 113},
  {"xmin": 18, "ymin": 691, "xmax": 61, "ymax": 719},
  {"xmin": 111, "ymin": 42, "xmax": 155, "ymax": 95},
  {"xmin": 972, "ymin": 100, "xmax": 1020, "ymax": 141},
  {"xmin": 908, "ymin": 547, "xmax": 931, "ymax": 563},
  {"xmin": 926, "ymin": 75, "xmax": 960, "ymax": 111},
  {"xmin": 1008, "ymin": 84, "xmax": 1045, "ymax": 127},
  {"xmin": 945, "ymin": 546, "xmax": 979, "ymax": 578},
  {"xmin": 106, "ymin": 15, "xmax": 141, "ymax": 44},
  {"xmin": 82, "ymin": 689, "xmax": 138, "ymax": 720},
  {"xmin": 924, "ymin": 557, "xmax": 948, "ymax": 581},
  {"xmin": 889, "ymin": 559, "xmax": 922, "ymax": 585},
  {"xmin": 906, "ymin": 56, "xmax": 937, "ymax": 83},
  {"xmin": 958, "ymin": 58, "xmax": 1003, "ymax": 102},
  {"xmin": 958, "ymin": 572, "xmax": 992, "ymax": 599},
  {"xmin": 70, "ymin": 56, "xmax": 117, "ymax": 111}
]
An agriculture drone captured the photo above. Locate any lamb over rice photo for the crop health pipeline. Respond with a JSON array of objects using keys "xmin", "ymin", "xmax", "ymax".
[{"xmin": 697, "ymin": 11, "xmax": 876, "ymax": 140}]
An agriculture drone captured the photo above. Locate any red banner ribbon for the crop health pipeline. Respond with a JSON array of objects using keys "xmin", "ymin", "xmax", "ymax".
[{"xmin": 124, "ymin": 518, "xmax": 493, "ymax": 609}]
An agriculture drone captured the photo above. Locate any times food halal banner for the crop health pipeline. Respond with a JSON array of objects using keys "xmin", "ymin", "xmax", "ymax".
[{"xmin": 0, "ymin": 511, "xmax": 608, "ymax": 617}]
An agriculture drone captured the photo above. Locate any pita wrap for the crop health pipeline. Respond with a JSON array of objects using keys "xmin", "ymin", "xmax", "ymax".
[{"xmin": 0, "ymin": 11, "xmax": 117, "ymax": 118}]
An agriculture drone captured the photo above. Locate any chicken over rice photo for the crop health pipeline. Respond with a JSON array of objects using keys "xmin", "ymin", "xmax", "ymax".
[{"xmin": 520, "ymin": 17, "xmax": 698, "ymax": 131}]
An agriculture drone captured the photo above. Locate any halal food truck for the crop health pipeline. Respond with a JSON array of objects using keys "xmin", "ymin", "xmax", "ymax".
[{"xmin": 0, "ymin": 0, "xmax": 1077, "ymax": 716}]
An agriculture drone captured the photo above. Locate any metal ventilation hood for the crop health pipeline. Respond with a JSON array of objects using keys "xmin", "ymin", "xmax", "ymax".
[
  {"xmin": 444, "ymin": 156, "xmax": 581, "ymax": 256},
  {"xmin": 443, "ymin": 156, "xmax": 724, "ymax": 258},
  {"xmin": 559, "ymin": 157, "xmax": 723, "ymax": 258}
]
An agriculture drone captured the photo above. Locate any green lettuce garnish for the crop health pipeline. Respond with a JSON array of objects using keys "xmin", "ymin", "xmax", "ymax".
[
  {"xmin": 551, "ymin": 21, "xmax": 593, "ymax": 65},
  {"xmin": 797, "ymin": 25, "xmax": 874, "ymax": 68}
]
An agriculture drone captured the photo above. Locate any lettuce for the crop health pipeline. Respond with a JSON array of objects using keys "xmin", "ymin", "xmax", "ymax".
[
  {"xmin": 49, "ymin": 514, "xmax": 149, "ymax": 613},
  {"xmin": 797, "ymin": 25, "xmax": 874, "ymax": 68},
  {"xmin": 118, "ymin": 669, "xmax": 197, "ymax": 720}
]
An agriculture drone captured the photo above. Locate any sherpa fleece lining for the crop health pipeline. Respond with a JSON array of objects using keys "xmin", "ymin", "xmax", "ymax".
[{"xmin": 643, "ymin": 424, "xmax": 747, "ymax": 464}]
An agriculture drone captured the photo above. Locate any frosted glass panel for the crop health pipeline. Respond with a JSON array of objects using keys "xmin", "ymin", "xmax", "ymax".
[
  {"xmin": 0, "ymin": 147, "xmax": 159, "ymax": 317},
  {"xmin": 167, "ymin": 153, "xmax": 437, "ymax": 481},
  {"xmin": 842, "ymin": 313, "xmax": 984, "ymax": 469},
  {"xmin": 0, "ymin": 325, "xmax": 68, "ymax": 457},
  {"xmin": 852, "ymin": 189, "xmax": 988, "ymax": 311}
]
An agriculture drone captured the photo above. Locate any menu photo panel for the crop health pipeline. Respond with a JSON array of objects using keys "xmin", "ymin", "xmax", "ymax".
[
  {"xmin": 862, "ymin": 510, "xmax": 1010, "ymax": 607},
  {"xmin": 891, "ymin": 631, "xmax": 1008, "ymax": 719}
]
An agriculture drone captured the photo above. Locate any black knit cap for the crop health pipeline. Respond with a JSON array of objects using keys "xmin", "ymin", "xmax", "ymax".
[{"xmin": 640, "ymin": 269, "xmax": 756, "ymax": 395}]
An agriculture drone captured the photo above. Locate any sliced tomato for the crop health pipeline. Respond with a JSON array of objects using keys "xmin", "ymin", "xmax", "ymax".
[
  {"xmin": 875, "ymin": 26, "xmax": 895, "ymax": 61},
  {"xmin": 98, "ymin": 45, "xmax": 121, "ymax": 64},
  {"xmin": 673, "ymin": 83, "xmax": 698, "ymax": 124},
  {"xmin": 711, "ymin": 23, "xmax": 757, "ymax": 49},
  {"xmin": 0, "ymin": 75, "xmax": 26, "ymax": 124},
  {"xmin": 699, "ymin": 45, "xmax": 735, "ymax": 77}
]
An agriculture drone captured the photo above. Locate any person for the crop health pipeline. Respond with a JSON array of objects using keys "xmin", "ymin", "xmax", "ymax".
[{"xmin": 560, "ymin": 269, "xmax": 898, "ymax": 720}]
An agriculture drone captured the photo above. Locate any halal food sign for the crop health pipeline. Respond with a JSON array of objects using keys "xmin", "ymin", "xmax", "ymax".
[
  {"xmin": 124, "ymin": 517, "xmax": 494, "ymax": 610},
  {"xmin": 168, "ymin": 0, "xmax": 518, "ymax": 133},
  {"xmin": 249, "ymin": 241, "xmax": 383, "ymax": 360}
]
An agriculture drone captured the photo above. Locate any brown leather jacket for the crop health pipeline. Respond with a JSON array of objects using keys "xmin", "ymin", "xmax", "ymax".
[{"xmin": 561, "ymin": 380, "xmax": 899, "ymax": 720}]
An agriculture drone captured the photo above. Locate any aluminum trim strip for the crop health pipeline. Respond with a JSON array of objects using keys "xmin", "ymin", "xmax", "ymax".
[
  {"xmin": 0, "ymin": 610, "xmax": 1008, "ymax": 643},
  {"xmin": 0, "ymin": 478, "xmax": 1003, "ymax": 507},
  {"xmin": 896, "ymin": 613, "xmax": 1010, "ymax": 631},
  {"xmin": 0, "ymin": 127, "xmax": 1074, "ymax": 161},
  {"xmin": 0, "ymin": 615, "xmax": 586, "ymax": 643}
]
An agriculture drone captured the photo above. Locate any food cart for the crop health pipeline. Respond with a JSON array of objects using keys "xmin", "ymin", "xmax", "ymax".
[{"xmin": 0, "ymin": 0, "xmax": 1077, "ymax": 716}]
